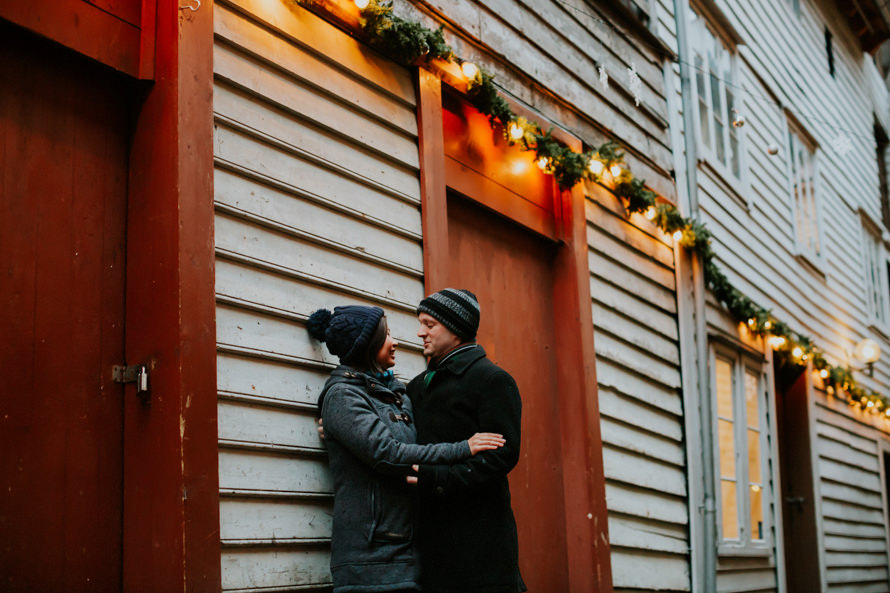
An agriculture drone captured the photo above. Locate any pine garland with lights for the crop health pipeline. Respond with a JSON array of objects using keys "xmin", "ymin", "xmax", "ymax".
[{"xmin": 303, "ymin": 0, "xmax": 890, "ymax": 419}]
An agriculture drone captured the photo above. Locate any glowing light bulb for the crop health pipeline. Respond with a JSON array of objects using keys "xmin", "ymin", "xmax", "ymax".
[
  {"xmin": 820, "ymin": 369, "xmax": 829, "ymax": 379},
  {"xmin": 461, "ymin": 62, "xmax": 479, "ymax": 79},
  {"xmin": 610, "ymin": 164, "xmax": 623, "ymax": 177},
  {"xmin": 868, "ymin": 400, "xmax": 876, "ymax": 408},
  {"xmin": 644, "ymin": 207, "xmax": 656, "ymax": 220},
  {"xmin": 769, "ymin": 336, "xmax": 786, "ymax": 350},
  {"xmin": 354, "ymin": 0, "xmax": 370, "ymax": 8},
  {"xmin": 537, "ymin": 157, "xmax": 550, "ymax": 171},
  {"xmin": 672, "ymin": 230, "xmax": 684, "ymax": 242},
  {"xmin": 509, "ymin": 123, "xmax": 524, "ymax": 141},
  {"xmin": 747, "ymin": 318, "xmax": 756, "ymax": 327},
  {"xmin": 763, "ymin": 321, "xmax": 772, "ymax": 330},
  {"xmin": 792, "ymin": 346, "xmax": 803, "ymax": 358},
  {"xmin": 588, "ymin": 159, "xmax": 604, "ymax": 176}
]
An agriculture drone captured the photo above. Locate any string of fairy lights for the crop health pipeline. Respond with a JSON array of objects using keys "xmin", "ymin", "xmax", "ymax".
[{"xmin": 304, "ymin": 0, "xmax": 890, "ymax": 419}]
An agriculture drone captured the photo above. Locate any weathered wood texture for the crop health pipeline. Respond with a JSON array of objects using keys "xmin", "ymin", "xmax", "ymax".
[
  {"xmin": 683, "ymin": 1, "xmax": 890, "ymax": 407},
  {"xmin": 213, "ymin": 1, "xmax": 426, "ymax": 589},
  {"xmin": 586, "ymin": 186, "xmax": 690, "ymax": 592},
  {"xmin": 663, "ymin": 0, "xmax": 890, "ymax": 590},
  {"xmin": 815, "ymin": 403, "xmax": 890, "ymax": 593},
  {"xmin": 396, "ymin": 0, "xmax": 676, "ymax": 200}
]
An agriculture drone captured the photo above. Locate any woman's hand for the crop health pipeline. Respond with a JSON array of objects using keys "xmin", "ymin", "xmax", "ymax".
[{"xmin": 467, "ymin": 432, "xmax": 506, "ymax": 455}]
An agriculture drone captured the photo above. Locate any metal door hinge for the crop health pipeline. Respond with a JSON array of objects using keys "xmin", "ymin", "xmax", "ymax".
[{"xmin": 113, "ymin": 364, "xmax": 150, "ymax": 401}]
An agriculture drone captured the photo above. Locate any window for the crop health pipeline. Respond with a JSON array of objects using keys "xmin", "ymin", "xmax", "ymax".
[
  {"xmin": 787, "ymin": 124, "xmax": 822, "ymax": 261},
  {"xmin": 875, "ymin": 121, "xmax": 889, "ymax": 229},
  {"xmin": 862, "ymin": 221, "xmax": 888, "ymax": 327},
  {"xmin": 689, "ymin": 8, "xmax": 743, "ymax": 179},
  {"xmin": 713, "ymin": 347, "xmax": 769, "ymax": 548}
]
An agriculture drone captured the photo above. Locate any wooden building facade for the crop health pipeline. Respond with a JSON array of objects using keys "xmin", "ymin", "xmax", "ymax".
[
  {"xmin": 666, "ymin": 0, "xmax": 890, "ymax": 592},
  {"xmin": 6, "ymin": 0, "xmax": 890, "ymax": 591}
]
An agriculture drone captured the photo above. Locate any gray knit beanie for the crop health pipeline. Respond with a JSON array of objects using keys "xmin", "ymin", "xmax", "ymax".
[{"xmin": 416, "ymin": 288, "xmax": 480, "ymax": 341}]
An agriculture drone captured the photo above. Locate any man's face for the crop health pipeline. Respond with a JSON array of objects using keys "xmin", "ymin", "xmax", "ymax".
[{"xmin": 417, "ymin": 312, "xmax": 462, "ymax": 360}]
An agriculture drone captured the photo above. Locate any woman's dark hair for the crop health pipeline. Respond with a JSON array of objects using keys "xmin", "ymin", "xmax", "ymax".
[{"xmin": 344, "ymin": 315, "xmax": 388, "ymax": 374}]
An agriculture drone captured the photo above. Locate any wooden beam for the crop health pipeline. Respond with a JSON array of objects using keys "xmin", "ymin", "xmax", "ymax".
[
  {"xmin": 417, "ymin": 67, "xmax": 450, "ymax": 292},
  {"xmin": 123, "ymin": 0, "xmax": 219, "ymax": 589}
]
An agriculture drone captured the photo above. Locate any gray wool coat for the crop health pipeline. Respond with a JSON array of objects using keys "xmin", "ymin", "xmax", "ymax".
[{"xmin": 318, "ymin": 366, "xmax": 473, "ymax": 593}]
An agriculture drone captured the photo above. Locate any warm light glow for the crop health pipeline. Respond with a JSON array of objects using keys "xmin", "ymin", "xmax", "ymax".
[
  {"xmin": 672, "ymin": 230, "xmax": 684, "ymax": 242},
  {"xmin": 509, "ymin": 157, "xmax": 529, "ymax": 176},
  {"xmin": 763, "ymin": 321, "xmax": 772, "ymax": 330},
  {"xmin": 868, "ymin": 400, "xmax": 876, "ymax": 408},
  {"xmin": 588, "ymin": 159, "xmax": 604, "ymax": 176},
  {"xmin": 854, "ymin": 338, "xmax": 881, "ymax": 364},
  {"xmin": 509, "ymin": 123, "xmax": 524, "ymax": 141},
  {"xmin": 750, "ymin": 484, "xmax": 761, "ymax": 493},
  {"xmin": 792, "ymin": 346, "xmax": 803, "ymax": 358},
  {"xmin": 354, "ymin": 0, "xmax": 370, "ymax": 8},
  {"xmin": 747, "ymin": 318, "xmax": 756, "ymax": 327},
  {"xmin": 820, "ymin": 369, "xmax": 829, "ymax": 379},
  {"xmin": 537, "ymin": 156, "xmax": 550, "ymax": 171},
  {"xmin": 644, "ymin": 207, "xmax": 656, "ymax": 220},
  {"xmin": 461, "ymin": 62, "xmax": 479, "ymax": 79},
  {"xmin": 610, "ymin": 164, "xmax": 623, "ymax": 177},
  {"xmin": 769, "ymin": 336, "xmax": 786, "ymax": 349}
]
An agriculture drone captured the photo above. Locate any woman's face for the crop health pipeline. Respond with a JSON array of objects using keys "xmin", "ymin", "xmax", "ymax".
[{"xmin": 374, "ymin": 327, "xmax": 398, "ymax": 369}]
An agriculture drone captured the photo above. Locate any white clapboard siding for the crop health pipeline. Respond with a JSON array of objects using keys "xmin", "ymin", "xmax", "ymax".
[
  {"xmin": 213, "ymin": 1, "xmax": 424, "ymax": 590},
  {"xmin": 815, "ymin": 405, "xmax": 890, "ymax": 593},
  {"xmin": 587, "ymin": 188, "xmax": 689, "ymax": 592},
  {"xmin": 715, "ymin": 556, "xmax": 777, "ymax": 593}
]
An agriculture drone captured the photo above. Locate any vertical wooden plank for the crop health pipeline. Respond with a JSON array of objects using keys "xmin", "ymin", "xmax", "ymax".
[
  {"xmin": 552, "ymin": 178, "xmax": 613, "ymax": 593},
  {"xmin": 416, "ymin": 68, "xmax": 449, "ymax": 292},
  {"xmin": 124, "ymin": 0, "xmax": 220, "ymax": 589}
]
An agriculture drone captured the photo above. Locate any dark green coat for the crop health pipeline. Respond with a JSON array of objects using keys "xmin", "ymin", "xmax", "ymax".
[{"xmin": 407, "ymin": 346, "xmax": 526, "ymax": 593}]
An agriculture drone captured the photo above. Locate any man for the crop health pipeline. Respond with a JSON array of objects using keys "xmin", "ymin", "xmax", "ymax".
[{"xmin": 407, "ymin": 288, "xmax": 526, "ymax": 593}]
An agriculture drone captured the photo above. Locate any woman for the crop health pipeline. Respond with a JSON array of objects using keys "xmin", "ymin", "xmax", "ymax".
[{"xmin": 307, "ymin": 305, "xmax": 504, "ymax": 593}]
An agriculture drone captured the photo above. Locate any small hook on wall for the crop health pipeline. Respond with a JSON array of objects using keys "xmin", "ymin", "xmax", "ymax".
[{"xmin": 180, "ymin": 0, "xmax": 201, "ymax": 12}]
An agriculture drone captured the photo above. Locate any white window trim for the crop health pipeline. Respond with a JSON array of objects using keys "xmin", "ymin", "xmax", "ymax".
[
  {"xmin": 783, "ymin": 116, "xmax": 826, "ymax": 271},
  {"xmin": 711, "ymin": 343, "xmax": 773, "ymax": 555},
  {"xmin": 687, "ymin": 2, "xmax": 750, "ymax": 205}
]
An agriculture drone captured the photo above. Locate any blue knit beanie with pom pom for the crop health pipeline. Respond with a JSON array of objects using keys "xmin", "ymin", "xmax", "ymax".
[{"xmin": 307, "ymin": 305, "xmax": 385, "ymax": 364}]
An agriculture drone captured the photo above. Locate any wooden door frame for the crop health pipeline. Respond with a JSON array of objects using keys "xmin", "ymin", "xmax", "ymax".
[
  {"xmin": 416, "ymin": 69, "xmax": 612, "ymax": 593},
  {"xmin": 123, "ymin": 0, "xmax": 220, "ymax": 590}
]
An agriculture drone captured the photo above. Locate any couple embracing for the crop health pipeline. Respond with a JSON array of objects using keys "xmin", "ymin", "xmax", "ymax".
[{"xmin": 307, "ymin": 288, "xmax": 526, "ymax": 593}]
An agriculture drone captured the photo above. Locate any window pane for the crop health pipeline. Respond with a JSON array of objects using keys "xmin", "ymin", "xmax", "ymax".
[
  {"xmin": 716, "ymin": 358, "xmax": 734, "ymax": 419},
  {"xmin": 745, "ymin": 370, "xmax": 759, "ymax": 428},
  {"xmin": 748, "ymin": 429, "xmax": 762, "ymax": 483},
  {"xmin": 710, "ymin": 71, "xmax": 725, "ymax": 163},
  {"xmin": 719, "ymin": 419, "xmax": 736, "ymax": 478},
  {"xmin": 696, "ymin": 54, "xmax": 710, "ymax": 149},
  {"xmin": 726, "ymin": 89, "xmax": 739, "ymax": 176},
  {"xmin": 722, "ymin": 480, "xmax": 740, "ymax": 539},
  {"xmin": 750, "ymin": 484, "xmax": 764, "ymax": 540}
]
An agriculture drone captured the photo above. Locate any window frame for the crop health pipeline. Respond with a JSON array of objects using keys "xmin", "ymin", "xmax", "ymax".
[
  {"xmin": 710, "ymin": 343, "xmax": 772, "ymax": 554},
  {"xmin": 687, "ymin": 4, "xmax": 748, "ymax": 196},
  {"xmin": 861, "ymin": 213, "xmax": 890, "ymax": 331},
  {"xmin": 784, "ymin": 117, "xmax": 826, "ymax": 270}
]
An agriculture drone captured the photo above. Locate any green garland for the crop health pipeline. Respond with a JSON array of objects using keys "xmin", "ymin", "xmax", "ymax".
[{"xmin": 314, "ymin": 0, "xmax": 890, "ymax": 417}]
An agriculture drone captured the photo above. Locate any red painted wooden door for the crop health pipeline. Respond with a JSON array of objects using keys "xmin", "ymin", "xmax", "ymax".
[
  {"xmin": 0, "ymin": 25, "xmax": 128, "ymax": 591},
  {"xmin": 447, "ymin": 193, "xmax": 570, "ymax": 592}
]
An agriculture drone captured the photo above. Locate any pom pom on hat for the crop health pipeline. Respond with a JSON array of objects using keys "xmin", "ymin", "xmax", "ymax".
[{"xmin": 306, "ymin": 308, "xmax": 333, "ymax": 342}]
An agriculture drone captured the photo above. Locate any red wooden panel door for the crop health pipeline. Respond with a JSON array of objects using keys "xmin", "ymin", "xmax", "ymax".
[
  {"xmin": 447, "ymin": 193, "xmax": 569, "ymax": 592},
  {"xmin": 0, "ymin": 24, "xmax": 128, "ymax": 591}
]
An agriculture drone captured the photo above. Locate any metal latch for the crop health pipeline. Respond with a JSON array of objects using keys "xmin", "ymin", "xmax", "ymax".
[{"xmin": 113, "ymin": 365, "xmax": 150, "ymax": 399}]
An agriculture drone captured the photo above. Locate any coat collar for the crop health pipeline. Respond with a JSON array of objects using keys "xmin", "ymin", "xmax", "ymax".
[{"xmin": 432, "ymin": 344, "xmax": 486, "ymax": 376}]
